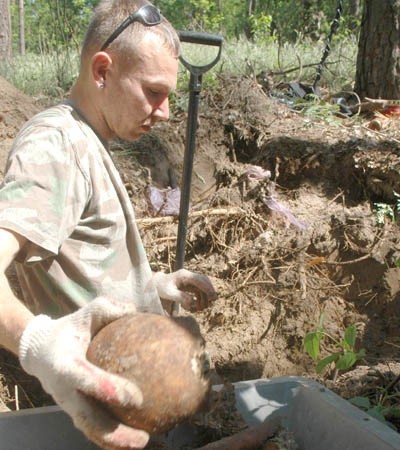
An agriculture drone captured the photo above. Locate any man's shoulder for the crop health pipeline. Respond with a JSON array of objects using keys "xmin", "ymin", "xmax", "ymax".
[
  {"xmin": 22, "ymin": 103, "xmax": 79, "ymax": 133},
  {"xmin": 17, "ymin": 102, "xmax": 100, "ymax": 151}
]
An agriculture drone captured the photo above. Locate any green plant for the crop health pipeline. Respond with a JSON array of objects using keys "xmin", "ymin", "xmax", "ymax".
[
  {"xmin": 304, "ymin": 314, "xmax": 366, "ymax": 381},
  {"xmin": 248, "ymin": 13, "xmax": 275, "ymax": 44},
  {"xmin": 294, "ymin": 95, "xmax": 342, "ymax": 126},
  {"xmin": 373, "ymin": 191, "xmax": 400, "ymax": 226},
  {"xmin": 374, "ymin": 203, "xmax": 395, "ymax": 225},
  {"xmin": 0, "ymin": 50, "xmax": 80, "ymax": 98},
  {"xmin": 350, "ymin": 391, "xmax": 400, "ymax": 430}
]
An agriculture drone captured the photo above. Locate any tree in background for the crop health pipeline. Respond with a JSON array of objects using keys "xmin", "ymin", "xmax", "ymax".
[
  {"xmin": 355, "ymin": 0, "xmax": 400, "ymax": 99},
  {"xmin": 4, "ymin": 1, "xmax": 364, "ymax": 54},
  {"xmin": 10, "ymin": 0, "xmax": 98, "ymax": 54},
  {"xmin": 154, "ymin": 0, "xmax": 225, "ymax": 33},
  {"xmin": 18, "ymin": 0, "xmax": 25, "ymax": 56},
  {"xmin": 0, "ymin": 0, "xmax": 11, "ymax": 61},
  {"xmin": 349, "ymin": 0, "xmax": 361, "ymax": 17},
  {"xmin": 152, "ymin": 0, "xmax": 361, "ymax": 41},
  {"xmin": 241, "ymin": 0, "xmax": 363, "ymax": 43}
]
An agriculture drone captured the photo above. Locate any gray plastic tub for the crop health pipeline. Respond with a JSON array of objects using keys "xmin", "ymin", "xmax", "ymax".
[{"xmin": 0, "ymin": 376, "xmax": 399, "ymax": 449}]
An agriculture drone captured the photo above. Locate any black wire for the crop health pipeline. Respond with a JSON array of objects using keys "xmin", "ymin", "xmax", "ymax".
[{"xmin": 313, "ymin": 0, "xmax": 344, "ymax": 92}]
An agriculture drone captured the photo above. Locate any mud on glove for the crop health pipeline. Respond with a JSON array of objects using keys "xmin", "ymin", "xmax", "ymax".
[{"xmin": 152, "ymin": 268, "xmax": 217, "ymax": 311}]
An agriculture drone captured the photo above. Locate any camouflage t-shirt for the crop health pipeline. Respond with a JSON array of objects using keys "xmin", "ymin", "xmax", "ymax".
[{"xmin": 0, "ymin": 102, "xmax": 163, "ymax": 318}]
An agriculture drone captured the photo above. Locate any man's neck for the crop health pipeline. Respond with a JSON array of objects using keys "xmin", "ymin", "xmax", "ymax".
[{"xmin": 69, "ymin": 80, "xmax": 111, "ymax": 143}]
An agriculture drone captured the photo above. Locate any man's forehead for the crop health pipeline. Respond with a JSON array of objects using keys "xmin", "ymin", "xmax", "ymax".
[
  {"xmin": 139, "ymin": 31, "xmax": 176, "ymax": 56},
  {"xmin": 116, "ymin": 32, "xmax": 174, "ymax": 66}
]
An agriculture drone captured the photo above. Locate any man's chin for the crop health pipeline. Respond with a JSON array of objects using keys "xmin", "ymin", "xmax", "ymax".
[{"xmin": 120, "ymin": 130, "xmax": 147, "ymax": 142}]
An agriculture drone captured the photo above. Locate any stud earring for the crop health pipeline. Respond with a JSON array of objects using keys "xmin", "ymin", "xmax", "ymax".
[{"xmin": 99, "ymin": 82, "xmax": 104, "ymax": 89}]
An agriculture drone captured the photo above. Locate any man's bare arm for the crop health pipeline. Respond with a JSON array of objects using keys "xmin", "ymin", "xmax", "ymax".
[{"xmin": 0, "ymin": 228, "xmax": 33, "ymax": 355}]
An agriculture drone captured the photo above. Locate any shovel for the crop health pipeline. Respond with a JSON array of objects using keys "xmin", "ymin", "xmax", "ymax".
[{"xmin": 172, "ymin": 30, "xmax": 223, "ymax": 316}]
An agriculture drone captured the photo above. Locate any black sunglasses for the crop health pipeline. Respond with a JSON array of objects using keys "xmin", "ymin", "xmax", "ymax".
[{"xmin": 100, "ymin": 4, "xmax": 162, "ymax": 51}]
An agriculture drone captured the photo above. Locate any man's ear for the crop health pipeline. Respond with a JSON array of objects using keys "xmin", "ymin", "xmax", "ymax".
[{"xmin": 91, "ymin": 51, "xmax": 113, "ymax": 88}]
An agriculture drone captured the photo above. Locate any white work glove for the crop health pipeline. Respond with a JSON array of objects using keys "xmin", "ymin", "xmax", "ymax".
[
  {"xmin": 152, "ymin": 268, "xmax": 217, "ymax": 311},
  {"xmin": 19, "ymin": 297, "xmax": 149, "ymax": 450}
]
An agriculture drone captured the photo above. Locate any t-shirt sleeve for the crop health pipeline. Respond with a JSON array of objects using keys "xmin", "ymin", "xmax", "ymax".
[{"xmin": 0, "ymin": 125, "xmax": 90, "ymax": 263}]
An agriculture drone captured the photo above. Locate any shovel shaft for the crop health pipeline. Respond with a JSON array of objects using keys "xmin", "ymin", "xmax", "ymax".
[
  {"xmin": 172, "ymin": 72, "xmax": 202, "ymax": 317},
  {"xmin": 172, "ymin": 31, "xmax": 223, "ymax": 316},
  {"xmin": 175, "ymin": 73, "xmax": 202, "ymax": 272}
]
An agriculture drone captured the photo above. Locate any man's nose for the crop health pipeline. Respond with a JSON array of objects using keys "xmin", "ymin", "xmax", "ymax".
[{"xmin": 153, "ymin": 97, "xmax": 169, "ymax": 121}]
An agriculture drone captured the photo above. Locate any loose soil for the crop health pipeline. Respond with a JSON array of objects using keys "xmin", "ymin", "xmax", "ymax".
[{"xmin": 1, "ymin": 73, "xmax": 400, "ymax": 437}]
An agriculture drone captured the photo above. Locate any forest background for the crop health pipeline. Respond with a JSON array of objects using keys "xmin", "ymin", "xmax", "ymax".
[
  {"xmin": 0, "ymin": 0, "xmax": 365, "ymax": 99},
  {"xmin": 8, "ymin": 0, "xmax": 361, "ymax": 54}
]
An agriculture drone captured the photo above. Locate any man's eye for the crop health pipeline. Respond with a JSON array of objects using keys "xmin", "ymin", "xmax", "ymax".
[{"xmin": 148, "ymin": 89, "xmax": 162, "ymax": 97}]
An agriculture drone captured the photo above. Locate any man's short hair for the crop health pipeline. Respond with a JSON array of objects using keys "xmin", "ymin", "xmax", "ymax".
[{"xmin": 82, "ymin": 0, "xmax": 180, "ymax": 61}]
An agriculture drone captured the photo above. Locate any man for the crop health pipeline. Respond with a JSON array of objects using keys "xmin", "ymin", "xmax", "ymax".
[{"xmin": 0, "ymin": 1, "xmax": 216, "ymax": 449}]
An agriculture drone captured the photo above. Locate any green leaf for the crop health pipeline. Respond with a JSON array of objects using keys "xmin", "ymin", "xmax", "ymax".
[
  {"xmin": 367, "ymin": 406, "xmax": 388, "ymax": 424},
  {"xmin": 396, "ymin": 257, "xmax": 400, "ymax": 268},
  {"xmin": 356, "ymin": 348, "xmax": 366, "ymax": 359},
  {"xmin": 336, "ymin": 352, "xmax": 357, "ymax": 370},
  {"xmin": 344, "ymin": 325, "xmax": 357, "ymax": 348},
  {"xmin": 349, "ymin": 396, "xmax": 371, "ymax": 409},
  {"xmin": 386, "ymin": 407, "xmax": 400, "ymax": 419},
  {"xmin": 339, "ymin": 339, "xmax": 351, "ymax": 351},
  {"xmin": 304, "ymin": 331, "xmax": 323, "ymax": 360},
  {"xmin": 316, "ymin": 353, "xmax": 339, "ymax": 373}
]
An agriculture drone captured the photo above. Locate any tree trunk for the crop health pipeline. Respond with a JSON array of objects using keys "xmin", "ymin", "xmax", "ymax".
[
  {"xmin": 355, "ymin": 0, "xmax": 400, "ymax": 99},
  {"xmin": 349, "ymin": 0, "xmax": 361, "ymax": 16},
  {"xmin": 347, "ymin": 0, "xmax": 361, "ymax": 31},
  {"xmin": 18, "ymin": 0, "xmax": 25, "ymax": 56},
  {"xmin": 0, "ymin": 0, "xmax": 12, "ymax": 61},
  {"xmin": 248, "ymin": 0, "xmax": 256, "ymax": 16}
]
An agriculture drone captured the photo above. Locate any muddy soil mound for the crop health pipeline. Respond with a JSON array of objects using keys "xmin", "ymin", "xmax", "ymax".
[
  {"xmin": 0, "ymin": 76, "xmax": 40, "ymax": 176},
  {"xmin": 116, "ymin": 76, "xmax": 400, "ymax": 428},
  {"xmin": 1, "ymin": 74, "xmax": 400, "ymax": 430}
]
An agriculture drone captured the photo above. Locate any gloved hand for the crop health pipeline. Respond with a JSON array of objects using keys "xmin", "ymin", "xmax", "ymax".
[
  {"xmin": 152, "ymin": 268, "xmax": 217, "ymax": 311},
  {"xmin": 19, "ymin": 297, "xmax": 149, "ymax": 450}
]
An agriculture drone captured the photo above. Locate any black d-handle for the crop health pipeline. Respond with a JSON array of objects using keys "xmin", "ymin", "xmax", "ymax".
[
  {"xmin": 177, "ymin": 30, "xmax": 223, "ymax": 74},
  {"xmin": 178, "ymin": 30, "xmax": 223, "ymax": 47}
]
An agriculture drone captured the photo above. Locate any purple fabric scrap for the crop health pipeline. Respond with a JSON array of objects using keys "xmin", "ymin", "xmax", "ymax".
[
  {"xmin": 262, "ymin": 195, "xmax": 308, "ymax": 230},
  {"xmin": 246, "ymin": 165, "xmax": 271, "ymax": 181},
  {"xmin": 147, "ymin": 186, "xmax": 181, "ymax": 216}
]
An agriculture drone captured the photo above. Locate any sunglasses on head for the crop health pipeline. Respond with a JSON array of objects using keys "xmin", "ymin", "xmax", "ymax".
[{"xmin": 100, "ymin": 4, "xmax": 162, "ymax": 51}]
